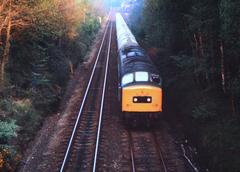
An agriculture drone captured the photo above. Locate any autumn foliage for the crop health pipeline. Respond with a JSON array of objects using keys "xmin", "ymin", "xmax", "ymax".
[{"xmin": 0, "ymin": 0, "xmax": 104, "ymax": 170}]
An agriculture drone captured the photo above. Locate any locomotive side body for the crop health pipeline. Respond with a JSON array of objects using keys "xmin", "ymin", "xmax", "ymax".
[{"xmin": 116, "ymin": 13, "xmax": 163, "ymax": 113}]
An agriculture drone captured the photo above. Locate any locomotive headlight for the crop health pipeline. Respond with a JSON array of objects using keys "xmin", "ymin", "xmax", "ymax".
[{"xmin": 133, "ymin": 97, "xmax": 152, "ymax": 103}]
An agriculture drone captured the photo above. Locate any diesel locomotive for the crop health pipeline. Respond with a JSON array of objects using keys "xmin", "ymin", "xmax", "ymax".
[{"xmin": 116, "ymin": 13, "xmax": 163, "ymax": 115}]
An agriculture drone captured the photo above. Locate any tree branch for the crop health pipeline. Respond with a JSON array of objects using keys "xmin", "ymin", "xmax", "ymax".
[
  {"xmin": 0, "ymin": 0, "xmax": 8, "ymax": 14},
  {"xmin": 0, "ymin": 15, "xmax": 8, "ymax": 34}
]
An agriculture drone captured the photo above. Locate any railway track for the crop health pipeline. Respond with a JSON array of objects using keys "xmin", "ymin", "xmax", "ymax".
[
  {"xmin": 57, "ymin": 15, "xmax": 113, "ymax": 172},
  {"xmin": 52, "ymin": 12, "xmax": 198, "ymax": 172},
  {"xmin": 88, "ymin": 17, "xmax": 195, "ymax": 172},
  {"xmin": 128, "ymin": 131, "xmax": 166, "ymax": 172},
  {"xmin": 127, "ymin": 129, "xmax": 189, "ymax": 172}
]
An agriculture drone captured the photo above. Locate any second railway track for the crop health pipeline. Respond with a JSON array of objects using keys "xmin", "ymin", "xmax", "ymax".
[{"xmin": 58, "ymin": 15, "xmax": 113, "ymax": 172}]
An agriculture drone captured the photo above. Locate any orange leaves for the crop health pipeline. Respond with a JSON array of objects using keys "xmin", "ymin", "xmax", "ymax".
[
  {"xmin": 0, "ymin": 148, "xmax": 22, "ymax": 172},
  {"xmin": 0, "ymin": 149, "xmax": 12, "ymax": 171},
  {"xmin": 0, "ymin": 152, "xmax": 3, "ymax": 168}
]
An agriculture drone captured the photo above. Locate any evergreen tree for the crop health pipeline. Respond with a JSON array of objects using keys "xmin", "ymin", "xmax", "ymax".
[{"xmin": 129, "ymin": 0, "xmax": 240, "ymax": 171}]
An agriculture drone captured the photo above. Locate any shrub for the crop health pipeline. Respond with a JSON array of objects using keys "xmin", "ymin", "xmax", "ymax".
[{"xmin": 0, "ymin": 120, "xmax": 18, "ymax": 144}]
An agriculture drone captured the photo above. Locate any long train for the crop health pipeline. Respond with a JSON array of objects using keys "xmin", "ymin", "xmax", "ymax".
[{"xmin": 115, "ymin": 13, "xmax": 163, "ymax": 117}]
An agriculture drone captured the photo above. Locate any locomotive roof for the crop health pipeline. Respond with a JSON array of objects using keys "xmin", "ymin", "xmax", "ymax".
[
  {"xmin": 116, "ymin": 13, "xmax": 139, "ymax": 51},
  {"xmin": 119, "ymin": 47, "xmax": 159, "ymax": 75},
  {"xmin": 121, "ymin": 61, "xmax": 158, "ymax": 75},
  {"xmin": 116, "ymin": 13, "xmax": 160, "ymax": 76}
]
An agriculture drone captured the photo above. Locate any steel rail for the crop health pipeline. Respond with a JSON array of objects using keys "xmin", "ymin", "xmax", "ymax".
[
  {"xmin": 128, "ymin": 132, "xmax": 136, "ymax": 172},
  {"xmin": 181, "ymin": 144, "xmax": 199, "ymax": 172},
  {"xmin": 59, "ymin": 18, "xmax": 110, "ymax": 172},
  {"xmin": 92, "ymin": 20, "xmax": 113, "ymax": 172},
  {"xmin": 152, "ymin": 132, "xmax": 168, "ymax": 172}
]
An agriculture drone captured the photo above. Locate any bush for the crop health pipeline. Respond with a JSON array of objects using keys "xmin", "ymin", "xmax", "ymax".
[
  {"xmin": 0, "ymin": 146, "xmax": 21, "ymax": 172},
  {"xmin": 0, "ymin": 120, "xmax": 18, "ymax": 144},
  {"xmin": 0, "ymin": 98, "xmax": 42, "ymax": 144},
  {"xmin": 1, "ymin": 0, "xmax": 103, "ymax": 171}
]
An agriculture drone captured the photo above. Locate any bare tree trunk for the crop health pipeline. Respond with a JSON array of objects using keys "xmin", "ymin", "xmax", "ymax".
[
  {"xmin": 0, "ymin": 0, "xmax": 8, "ymax": 45},
  {"xmin": 193, "ymin": 33, "xmax": 201, "ymax": 85},
  {"xmin": 220, "ymin": 41, "xmax": 226, "ymax": 93},
  {"xmin": 0, "ymin": 16, "xmax": 8, "ymax": 34},
  {"xmin": 69, "ymin": 60, "xmax": 74, "ymax": 75},
  {"xmin": 0, "ymin": 0, "xmax": 11, "ymax": 90},
  {"xmin": 0, "ymin": 16, "xmax": 8, "ymax": 48},
  {"xmin": 193, "ymin": 33, "xmax": 199, "ymax": 55},
  {"xmin": 199, "ymin": 34, "xmax": 204, "ymax": 58},
  {"xmin": 231, "ymin": 92, "xmax": 236, "ymax": 116},
  {"xmin": 199, "ymin": 33, "xmax": 211, "ymax": 86}
]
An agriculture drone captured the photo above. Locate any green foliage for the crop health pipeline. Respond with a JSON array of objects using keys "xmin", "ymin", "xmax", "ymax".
[
  {"xmin": 2, "ymin": 0, "xmax": 102, "ymax": 171},
  {"xmin": 78, "ymin": 15, "xmax": 101, "ymax": 48},
  {"xmin": 170, "ymin": 55, "xmax": 194, "ymax": 72},
  {"xmin": 0, "ymin": 120, "xmax": 18, "ymax": 143},
  {"xmin": 8, "ymin": 0, "xmax": 101, "ymax": 113},
  {"xmin": 231, "ymin": 71, "xmax": 240, "ymax": 96},
  {"xmin": 0, "ymin": 98, "xmax": 41, "ymax": 143},
  {"xmin": 140, "ymin": 0, "xmax": 184, "ymax": 51},
  {"xmin": 192, "ymin": 97, "xmax": 218, "ymax": 121},
  {"xmin": 200, "ymin": 119, "xmax": 240, "ymax": 172},
  {"xmin": 130, "ymin": 0, "xmax": 240, "ymax": 171},
  {"xmin": 220, "ymin": 0, "xmax": 240, "ymax": 90}
]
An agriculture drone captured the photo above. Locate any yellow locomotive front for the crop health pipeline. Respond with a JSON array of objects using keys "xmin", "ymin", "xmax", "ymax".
[
  {"xmin": 120, "ymin": 71, "xmax": 163, "ymax": 112},
  {"xmin": 122, "ymin": 85, "xmax": 162, "ymax": 112}
]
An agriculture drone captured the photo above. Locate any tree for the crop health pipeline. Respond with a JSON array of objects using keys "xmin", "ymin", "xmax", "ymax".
[
  {"xmin": 130, "ymin": 0, "xmax": 240, "ymax": 171},
  {"xmin": 0, "ymin": 0, "xmax": 30, "ymax": 90},
  {"xmin": 219, "ymin": 0, "xmax": 240, "ymax": 115}
]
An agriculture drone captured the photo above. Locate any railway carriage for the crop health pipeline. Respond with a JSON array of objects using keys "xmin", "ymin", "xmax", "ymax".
[{"xmin": 116, "ymin": 13, "xmax": 163, "ymax": 115}]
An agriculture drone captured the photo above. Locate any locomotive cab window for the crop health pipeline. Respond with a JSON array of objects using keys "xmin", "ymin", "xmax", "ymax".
[
  {"xmin": 127, "ymin": 52, "xmax": 136, "ymax": 57},
  {"xmin": 136, "ymin": 51, "xmax": 144, "ymax": 56},
  {"xmin": 121, "ymin": 54, "xmax": 127, "ymax": 59},
  {"xmin": 135, "ymin": 72, "xmax": 149, "ymax": 82},
  {"xmin": 122, "ymin": 73, "xmax": 134, "ymax": 85}
]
